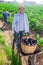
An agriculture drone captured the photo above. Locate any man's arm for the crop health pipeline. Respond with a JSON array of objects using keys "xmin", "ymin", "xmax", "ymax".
[
  {"xmin": 24, "ymin": 14, "xmax": 29, "ymax": 33},
  {"xmin": 12, "ymin": 14, "xmax": 16, "ymax": 34}
]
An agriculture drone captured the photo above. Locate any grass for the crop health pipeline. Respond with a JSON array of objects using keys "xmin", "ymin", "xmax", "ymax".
[{"xmin": 0, "ymin": 33, "xmax": 22, "ymax": 65}]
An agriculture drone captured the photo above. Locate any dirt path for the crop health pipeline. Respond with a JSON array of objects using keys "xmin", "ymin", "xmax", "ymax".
[
  {"xmin": 0, "ymin": 20, "xmax": 13, "ymax": 44},
  {"xmin": 0, "ymin": 20, "xmax": 43, "ymax": 65}
]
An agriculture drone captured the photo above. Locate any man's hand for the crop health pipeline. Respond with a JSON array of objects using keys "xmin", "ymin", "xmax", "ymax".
[{"xmin": 24, "ymin": 32, "xmax": 30, "ymax": 36}]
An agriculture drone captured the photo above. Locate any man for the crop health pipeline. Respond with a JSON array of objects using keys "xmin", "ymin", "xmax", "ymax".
[
  {"xmin": 12, "ymin": 6, "xmax": 29, "ymax": 53},
  {"xmin": 3, "ymin": 11, "xmax": 11, "ymax": 23},
  {"xmin": 2, "ymin": 11, "xmax": 11, "ymax": 29}
]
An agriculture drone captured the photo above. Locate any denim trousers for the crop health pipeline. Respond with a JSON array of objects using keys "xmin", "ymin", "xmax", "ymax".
[
  {"xmin": 3, "ymin": 14, "xmax": 7, "ymax": 23},
  {"xmin": 13, "ymin": 31, "xmax": 25, "ymax": 53}
]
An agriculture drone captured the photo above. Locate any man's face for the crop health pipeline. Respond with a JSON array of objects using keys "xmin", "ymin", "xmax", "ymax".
[{"xmin": 19, "ymin": 7, "xmax": 24, "ymax": 13}]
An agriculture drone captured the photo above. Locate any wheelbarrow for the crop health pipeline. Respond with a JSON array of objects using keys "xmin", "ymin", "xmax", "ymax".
[
  {"xmin": 21, "ymin": 46, "xmax": 43, "ymax": 65},
  {"xmin": 12, "ymin": 34, "xmax": 43, "ymax": 65},
  {"xmin": 20, "ymin": 36, "xmax": 43, "ymax": 65}
]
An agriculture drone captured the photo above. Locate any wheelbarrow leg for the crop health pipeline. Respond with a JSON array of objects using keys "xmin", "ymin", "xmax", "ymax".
[{"xmin": 28, "ymin": 56, "xmax": 35, "ymax": 65}]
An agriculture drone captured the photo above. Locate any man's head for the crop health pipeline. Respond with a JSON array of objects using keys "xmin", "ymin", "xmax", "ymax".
[{"xmin": 19, "ymin": 5, "xmax": 25, "ymax": 14}]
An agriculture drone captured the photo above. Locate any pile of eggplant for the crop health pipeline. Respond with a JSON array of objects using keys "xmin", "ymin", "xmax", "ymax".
[{"xmin": 22, "ymin": 38, "xmax": 37, "ymax": 46}]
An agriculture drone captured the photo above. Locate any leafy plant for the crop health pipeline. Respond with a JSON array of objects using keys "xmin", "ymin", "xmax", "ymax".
[
  {"xmin": 11, "ymin": 50, "xmax": 22, "ymax": 65},
  {"xmin": 0, "ymin": 3, "xmax": 43, "ymax": 33},
  {"xmin": 36, "ymin": 34, "xmax": 40, "ymax": 40},
  {"xmin": 0, "ymin": 33, "xmax": 22, "ymax": 65},
  {"xmin": 4, "ymin": 44, "xmax": 12, "ymax": 59},
  {"xmin": 0, "ymin": 33, "xmax": 12, "ymax": 59},
  {"xmin": 38, "ymin": 38, "xmax": 43, "ymax": 47},
  {"xmin": 0, "ymin": 33, "xmax": 6, "ymax": 44},
  {"xmin": 0, "ymin": 49, "xmax": 6, "ymax": 65}
]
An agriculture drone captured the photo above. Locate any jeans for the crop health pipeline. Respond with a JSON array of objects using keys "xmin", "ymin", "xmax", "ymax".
[
  {"xmin": 13, "ymin": 31, "xmax": 25, "ymax": 53},
  {"xmin": 4, "ymin": 17, "xmax": 7, "ymax": 23},
  {"xmin": 3, "ymin": 14, "xmax": 7, "ymax": 23}
]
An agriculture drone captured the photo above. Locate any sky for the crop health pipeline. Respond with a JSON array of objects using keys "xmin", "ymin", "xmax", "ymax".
[{"xmin": 4, "ymin": 0, "xmax": 43, "ymax": 4}]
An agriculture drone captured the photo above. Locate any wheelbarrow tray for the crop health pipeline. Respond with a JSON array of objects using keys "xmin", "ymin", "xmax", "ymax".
[{"xmin": 21, "ymin": 42, "xmax": 37, "ymax": 54}]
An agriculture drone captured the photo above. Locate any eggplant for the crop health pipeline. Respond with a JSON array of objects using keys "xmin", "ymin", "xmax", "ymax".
[{"xmin": 22, "ymin": 38, "xmax": 37, "ymax": 45}]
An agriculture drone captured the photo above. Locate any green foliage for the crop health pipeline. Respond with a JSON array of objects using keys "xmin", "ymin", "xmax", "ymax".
[
  {"xmin": 0, "ymin": 33, "xmax": 6, "ymax": 44},
  {"xmin": 11, "ymin": 51, "xmax": 22, "ymax": 65},
  {"xmin": 0, "ymin": 34, "xmax": 7, "ymax": 65},
  {"xmin": 0, "ymin": 3, "xmax": 43, "ymax": 33},
  {"xmin": 0, "ymin": 49, "xmax": 6, "ymax": 65},
  {"xmin": 0, "ymin": 33, "xmax": 12, "ymax": 59},
  {"xmin": 4, "ymin": 44, "xmax": 12, "ymax": 59},
  {"xmin": 29, "ymin": 18, "xmax": 43, "ymax": 33},
  {"xmin": 38, "ymin": 38, "xmax": 43, "ymax": 47},
  {"xmin": 36, "ymin": 34, "xmax": 40, "ymax": 39},
  {"xmin": 7, "ymin": 16, "xmax": 13, "ymax": 24},
  {"xmin": 0, "ymin": 3, "xmax": 19, "ymax": 19},
  {"xmin": 0, "ymin": 34, "xmax": 22, "ymax": 65}
]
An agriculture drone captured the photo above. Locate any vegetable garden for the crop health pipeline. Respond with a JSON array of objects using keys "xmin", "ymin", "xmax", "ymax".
[
  {"xmin": 0, "ymin": 3, "xmax": 43, "ymax": 33},
  {"xmin": 0, "ymin": 3, "xmax": 43, "ymax": 65}
]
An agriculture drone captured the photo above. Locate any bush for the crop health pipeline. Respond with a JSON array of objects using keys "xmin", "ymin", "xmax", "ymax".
[
  {"xmin": 0, "ymin": 33, "xmax": 12, "ymax": 59},
  {"xmin": 11, "ymin": 51, "xmax": 22, "ymax": 65},
  {"xmin": 0, "ymin": 49, "xmax": 6, "ymax": 65},
  {"xmin": 29, "ymin": 18, "xmax": 43, "ymax": 33},
  {"xmin": 36, "ymin": 34, "xmax": 40, "ymax": 39},
  {"xmin": 38, "ymin": 38, "xmax": 43, "ymax": 47},
  {"xmin": 0, "ymin": 33, "xmax": 6, "ymax": 44},
  {"xmin": 0, "ymin": 34, "xmax": 22, "ymax": 65},
  {"xmin": 4, "ymin": 44, "xmax": 12, "ymax": 59},
  {"xmin": 0, "ymin": 3, "xmax": 43, "ymax": 33}
]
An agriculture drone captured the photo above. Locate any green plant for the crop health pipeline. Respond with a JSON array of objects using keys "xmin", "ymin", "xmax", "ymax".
[
  {"xmin": 0, "ymin": 3, "xmax": 43, "ymax": 33},
  {"xmin": 0, "ymin": 33, "xmax": 12, "ymax": 59},
  {"xmin": 0, "ymin": 33, "xmax": 6, "ymax": 44},
  {"xmin": 36, "ymin": 34, "xmax": 40, "ymax": 40},
  {"xmin": 11, "ymin": 50, "xmax": 22, "ymax": 65},
  {"xmin": 38, "ymin": 38, "xmax": 43, "ymax": 47},
  {"xmin": 0, "ymin": 34, "xmax": 22, "ymax": 65},
  {"xmin": 4, "ymin": 44, "xmax": 12, "ymax": 59},
  {"xmin": 0, "ymin": 48, "xmax": 6, "ymax": 65}
]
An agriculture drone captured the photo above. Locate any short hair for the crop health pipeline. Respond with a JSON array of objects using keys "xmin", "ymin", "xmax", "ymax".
[{"xmin": 19, "ymin": 5, "xmax": 25, "ymax": 10}]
